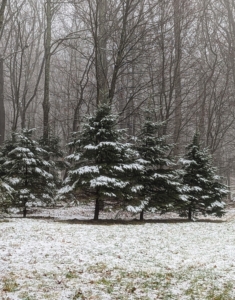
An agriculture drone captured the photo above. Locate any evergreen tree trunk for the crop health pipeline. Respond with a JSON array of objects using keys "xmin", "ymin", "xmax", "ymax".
[
  {"xmin": 23, "ymin": 206, "xmax": 27, "ymax": 218},
  {"xmin": 23, "ymin": 198, "xmax": 27, "ymax": 218},
  {"xmin": 188, "ymin": 207, "xmax": 192, "ymax": 221},
  {"xmin": 23, "ymin": 165, "xmax": 28, "ymax": 218},
  {"xmin": 227, "ymin": 161, "xmax": 231, "ymax": 201},
  {"xmin": 94, "ymin": 198, "xmax": 100, "ymax": 220},
  {"xmin": 140, "ymin": 210, "xmax": 144, "ymax": 221}
]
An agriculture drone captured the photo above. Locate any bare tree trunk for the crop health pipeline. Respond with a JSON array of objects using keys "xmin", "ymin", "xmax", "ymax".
[
  {"xmin": 96, "ymin": 0, "xmax": 108, "ymax": 105},
  {"xmin": 0, "ymin": 0, "xmax": 7, "ymax": 31},
  {"xmin": 43, "ymin": 0, "xmax": 52, "ymax": 140},
  {"xmin": 197, "ymin": 76, "xmax": 206, "ymax": 145},
  {"xmin": 0, "ymin": 0, "xmax": 7, "ymax": 145},
  {"xmin": 0, "ymin": 58, "xmax": 4, "ymax": 144},
  {"xmin": 224, "ymin": 0, "xmax": 235, "ymax": 87},
  {"xmin": 173, "ymin": 0, "xmax": 182, "ymax": 156}
]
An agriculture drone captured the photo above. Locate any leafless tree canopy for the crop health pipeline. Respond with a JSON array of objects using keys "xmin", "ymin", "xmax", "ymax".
[{"xmin": 0, "ymin": 0, "xmax": 235, "ymax": 184}]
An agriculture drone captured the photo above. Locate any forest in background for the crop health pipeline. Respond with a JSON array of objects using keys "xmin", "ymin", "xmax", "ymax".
[{"xmin": 0, "ymin": 0, "xmax": 235, "ymax": 196}]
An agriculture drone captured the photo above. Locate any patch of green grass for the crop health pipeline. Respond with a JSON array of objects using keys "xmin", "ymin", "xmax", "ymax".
[
  {"xmin": 72, "ymin": 264, "xmax": 235, "ymax": 299},
  {"xmin": 19, "ymin": 292, "xmax": 36, "ymax": 300},
  {"xmin": 87, "ymin": 262, "xmax": 108, "ymax": 273},
  {"xmin": 73, "ymin": 289, "xmax": 86, "ymax": 299},
  {"xmin": 65, "ymin": 270, "xmax": 78, "ymax": 279},
  {"xmin": 205, "ymin": 282, "xmax": 234, "ymax": 300},
  {"xmin": 96, "ymin": 277, "xmax": 114, "ymax": 294},
  {"xmin": 183, "ymin": 270, "xmax": 234, "ymax": 299},
  {"xmin": 2, "ymin": 276, "xmax": 18, "ymax": 292},
  {"xmin": 96, "ymin": 277, "xmax": 112, "ymax": 285}
]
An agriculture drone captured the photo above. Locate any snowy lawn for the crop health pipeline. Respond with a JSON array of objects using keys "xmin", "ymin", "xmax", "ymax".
[{"xmin": 1, "ymin": 217, "xmax": 235, "ymax": 299}]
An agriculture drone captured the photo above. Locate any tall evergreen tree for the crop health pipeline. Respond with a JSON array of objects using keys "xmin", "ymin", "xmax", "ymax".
[
  {"xmin": 0, "ymin": 129, "xmax": 56, "ymax": 217},
  {"xmin": 179, "ymin": 133, "xmax": 227, "ymax": 220},
  {"xmin": 58, "ymin": 104, "xmax": 143, "ymax": 220},
  {"xmin": 130, "ymin": 116, "xmax": 185, "ymax": 220}
]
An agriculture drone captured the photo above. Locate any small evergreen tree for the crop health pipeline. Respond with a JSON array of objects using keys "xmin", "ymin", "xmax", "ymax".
[
  {"xmin": 179, "ymin": 133, "xmax": 227, "ymax": 220},
  {"xmin": 58, "ymin": 104, "xmax": 143, "ymax": 220},
  {"xmin": 38, "ymin": 135, "xmax": 64, "ymax": 188},
  {"xmin": 0, "ymin": 129, "xmax": 56, "ymax": 217},
  {"xmin": 130, "ymin": 116, "xmax": 185, "ymax": 220}
]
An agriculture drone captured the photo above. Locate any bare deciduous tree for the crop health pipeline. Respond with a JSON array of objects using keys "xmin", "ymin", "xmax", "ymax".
[{"xmin": 0, "ymin": 0, "xmax": 7, "ymax": 144}]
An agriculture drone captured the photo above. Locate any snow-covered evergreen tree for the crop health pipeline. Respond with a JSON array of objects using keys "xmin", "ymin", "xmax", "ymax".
[
  {"xmin": 179, "ymin": 133, "xmax": 227, "ymax": 220},
  {"xmin": 58, "ymin": 104, "xmax": 143, "ymax": 220},
  {"xmin": 130, "ymin": 116, "xmax": 185, "ymax": 220},
  {"xmin": 38, "ymin": 135, "xmax": 64, "ymax": 188},
  {"xmin": 0, "ymin": 178, "xmax": 13, "ymax": 214},
  {"xmin": 0, "ymin": 183, "xmax": 12, "ymax": 211},
  {"xmin": 0, "ymin": 138, "xmax": 17, "ymax": 214},
  {"xmin": 0, "ymin": 129, "xmax": 56, "ymax": 217}
]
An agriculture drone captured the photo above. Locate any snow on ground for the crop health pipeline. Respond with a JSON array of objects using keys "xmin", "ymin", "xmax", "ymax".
[{"xmin": 1, "ymin": 215, "xmax": 235, "ymax": 300}]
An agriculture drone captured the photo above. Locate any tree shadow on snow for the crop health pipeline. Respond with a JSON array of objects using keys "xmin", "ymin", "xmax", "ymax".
[
  {"xmin": 5, "ymin": 215, "xmax": 226, "ymax": 224},
  {"xmin": 53, "ymin": 218, "xmax": 225, "ymax": 225}
]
